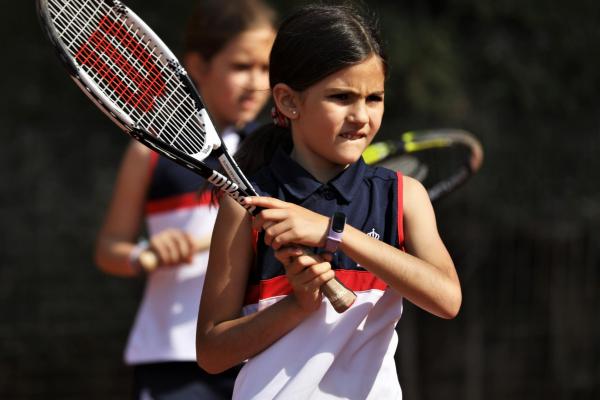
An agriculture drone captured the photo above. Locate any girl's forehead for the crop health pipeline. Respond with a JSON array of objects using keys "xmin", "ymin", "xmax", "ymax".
[
  {"xmin": 316, "ymin": 56, "xmax": 386, "ymax": 91},
  {"xmin": 217, "ymin": 26, "xmax": 275, "ymax": 59},
  {"xmin": 231, "ymin": 26, "xmax": 275, "ymax": 49}
]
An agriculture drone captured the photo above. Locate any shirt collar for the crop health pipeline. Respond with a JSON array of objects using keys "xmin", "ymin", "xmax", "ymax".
[{"xmin": 270, "ymin": 147, "xmax": 367, "ymax": 203}]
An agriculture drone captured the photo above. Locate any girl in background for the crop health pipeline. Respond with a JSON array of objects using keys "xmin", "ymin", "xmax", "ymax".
[
  {"xmin": 94, "ymin": 1, "xmax": 276, "ymax": 398},
  {"xmin": 196, "ymin": 3, "xmax": 461, "ymax": 399}
]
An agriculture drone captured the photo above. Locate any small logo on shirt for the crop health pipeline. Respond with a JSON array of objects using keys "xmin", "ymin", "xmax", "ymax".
[{"xmin": 367, "ymin": 228, "xmax": 380, "ymax": 240}]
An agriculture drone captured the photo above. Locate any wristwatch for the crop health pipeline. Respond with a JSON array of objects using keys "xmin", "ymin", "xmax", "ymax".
[{"xmin": 324, "ymin": 212, "xmax": 346, "ymax": 253}]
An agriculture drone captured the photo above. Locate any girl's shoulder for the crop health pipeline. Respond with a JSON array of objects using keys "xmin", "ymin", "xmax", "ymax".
[
  {"xmin": 366, "ymin": 165, "xmax": 428, "ymax": 203},
  {"xmin": 363, "ymin": 164, "xmax": 402, "ymax": 184}
]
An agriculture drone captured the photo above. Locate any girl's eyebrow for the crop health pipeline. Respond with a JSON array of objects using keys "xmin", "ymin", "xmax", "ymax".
[{"xmin": 324, "ymin": 87, "xmax": 385, "ymax": 95}]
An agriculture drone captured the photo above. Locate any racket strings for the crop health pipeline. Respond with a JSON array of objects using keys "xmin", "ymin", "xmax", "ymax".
[
  {"xmin": 48, "ymin": 0, "xmax": 211, "ymax": 157},
  {"xmin": 75, "ymin": 16, "xmax": 166, "ymax": 112},
  {"xmin": 365, "ymin": 130, "xmax": 483, "ymax": 201}
]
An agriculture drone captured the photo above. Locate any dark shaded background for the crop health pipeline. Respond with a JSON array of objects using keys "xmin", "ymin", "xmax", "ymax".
[{"xmin": 1, "ymin": 0, "xmax": 599, "ymax": 399}]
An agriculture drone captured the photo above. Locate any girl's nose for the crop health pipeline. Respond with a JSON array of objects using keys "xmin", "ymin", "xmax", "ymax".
[
  {"xmin": 348, "ymin": 101, "xmax": 369, "ymax": 125},
  {"xmin": 247, "ymin": 67, "xmax": 268, "ymax": 91}
]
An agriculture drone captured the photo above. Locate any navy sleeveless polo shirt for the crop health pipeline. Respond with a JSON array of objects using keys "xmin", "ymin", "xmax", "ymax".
[{"xmin": 244, "ymin": 146, "xmax": 404, "ymax": 305}]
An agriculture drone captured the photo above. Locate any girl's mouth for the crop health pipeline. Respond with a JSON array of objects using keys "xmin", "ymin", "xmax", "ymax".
[{"xmin": 339, "ymin": 131, "xmax": 366, "ymax": 140}]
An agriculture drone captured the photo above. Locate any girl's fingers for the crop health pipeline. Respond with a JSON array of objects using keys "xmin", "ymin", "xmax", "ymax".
[
  {"xmin": 162, "ymin": 239, "xmax": 180, "ymax": 265},
  {"xmin": 263, "ymin": 222, "xmax": 294, "ymax": 248},
  {"xmin": 184, "ymin": 232, "xmax": 197, "ymax": 258},
  {"xmin": 151, "ymin": 243, "xmax": 171, "ymax": 265},
  {"xmin": 270, "ymin": 229, "xmax": 306, "ymax": 250},
  {"xmin": 280, "ymin": 248, "xmax": 332, "ymax": 313},
  {"xmin": 302, "ymin": 267, "xmax": 335, "ymax": 290},
  {"xmin": 298, "ymin": 262, "xmax": 333, "ymax": 285},
  {"xmin": 274, "ymin": 246, "xmax": 304, "ymax": 264},
  {"xmin": 150, "ymin": 230, "xmax": 197, "ymax": 266},
  {"xmin": 285, "ymin": 255, "xmax": 332, "ymax": 287},
  {"xmin": 284, "ymin": 252, "xmax": 322, "ymax": 275},
  {"xmin": 166, "ymin": 235, "xmax": 184, "ymax": 265},
  {"xmin": 249, "ymin": 197, "xmax": 329, "ymax": 249},
  {"xmin": 174, "ymin": 235, "xmax": 191, "ymax": 260},
  {"xmin": 287, "ymin": 261, "xmax": 334, "ymax": 294},
  {"xmin": 252, "ymin": 208, "xmax": 290, "ymax": 231},
  {"xmin": 244, "ymin": 196, "xmax": 289, "ymax": 209}
]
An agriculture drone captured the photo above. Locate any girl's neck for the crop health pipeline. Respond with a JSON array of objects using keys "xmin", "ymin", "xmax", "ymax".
[{"xmin": 290, "ymin": 142, "xmax": 348, "ymax": 183}]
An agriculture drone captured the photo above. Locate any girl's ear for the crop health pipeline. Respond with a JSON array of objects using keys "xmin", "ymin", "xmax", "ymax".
[
  {"xmin": 183, "ymin": 52, "xmax": 210, "ymax": 87},
  {"xmin": 272, "ymin": 83, "xmax": 300, "ymax": 120}
]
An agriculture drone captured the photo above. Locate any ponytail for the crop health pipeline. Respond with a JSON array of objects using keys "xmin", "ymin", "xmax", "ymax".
[{"xmin": 234, "ymin": 123, "xmax": 292, "ymax": 177}]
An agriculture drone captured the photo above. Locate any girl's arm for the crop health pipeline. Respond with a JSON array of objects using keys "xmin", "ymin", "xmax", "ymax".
[
  {"xmin": 341, "ymin": 176, "xmax": 461, "ymax": 319},
  {"xmin": 94, "ymin": 141, "xmax": 197, "ymax": 276},
  {"xmin": 94, "ymin": 141, "xmax": 152, "ymax": 276},
  {"xmin": 244, "ymin": 176, "xmax": 461, "ymax": 319},
  {"xmin": 196, "ymin": 195, "xmax": 333, "ymax": 373}
]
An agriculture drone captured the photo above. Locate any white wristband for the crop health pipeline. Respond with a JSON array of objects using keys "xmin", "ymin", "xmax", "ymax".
[{"xmin": 128, "ymin": 240, "xmax": 149, "ymax": 275}]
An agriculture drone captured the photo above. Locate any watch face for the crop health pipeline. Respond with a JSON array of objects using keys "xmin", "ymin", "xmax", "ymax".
[{"xmin": 332, "ymin": 212, "xmax": 346, "ymax": 233}]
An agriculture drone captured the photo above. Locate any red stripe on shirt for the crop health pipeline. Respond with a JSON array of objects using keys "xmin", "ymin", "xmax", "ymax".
[
  {"xmin": 396, "ymin": 171, "xmax": 404, "ymax": 248},
  {"xmin": 145, "ymin": 191, "xmax": 213, "ymax": 215},
  {"xmin": 244, "ymin": 269, "xmax": 387, "ymax": 305},
  {"xmin": 148, "ymin": 149, "xmax": 159, "ymax": 177}
]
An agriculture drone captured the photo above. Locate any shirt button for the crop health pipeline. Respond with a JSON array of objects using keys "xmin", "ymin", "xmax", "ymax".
[{"xmin": 322, "ymin": 188, "xmax": 335, "ymax": 200}]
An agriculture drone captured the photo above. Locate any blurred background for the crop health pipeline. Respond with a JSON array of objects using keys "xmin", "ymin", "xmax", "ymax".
[{"xmin": 1, "ymin": 0, "xmax": 598, "ymax": 399}]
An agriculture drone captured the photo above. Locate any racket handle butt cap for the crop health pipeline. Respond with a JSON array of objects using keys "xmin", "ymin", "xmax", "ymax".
[{"xmin": 321, "ymin": 278, "xmax": 357, "ymax": 313}]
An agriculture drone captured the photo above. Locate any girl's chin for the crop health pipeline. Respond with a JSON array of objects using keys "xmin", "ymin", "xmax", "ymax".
[
  {"xmin": 336, "ymin": 143, "xmax": 369, "ymax": 160},
  {"xmin": 332, "ymin": 151, "xmax": 364, "ymax": 166}
]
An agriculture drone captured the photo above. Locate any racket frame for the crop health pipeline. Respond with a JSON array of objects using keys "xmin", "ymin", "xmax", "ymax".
[
  {"xmin": 37, "ymin": 0, "xmax": 257, "ymax": 211},
  {"xmin": 363, "ymin": 129, "xmax": 483, "ymax": 202}
]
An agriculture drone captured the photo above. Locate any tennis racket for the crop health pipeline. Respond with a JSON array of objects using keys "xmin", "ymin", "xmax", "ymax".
[
  {"xmin": 363, "ymin": 129, "xmax": 483, "ymax": 202},
  {"xmin": 37, "ymin": 0, "xmax": 356, "ymax": 313}
]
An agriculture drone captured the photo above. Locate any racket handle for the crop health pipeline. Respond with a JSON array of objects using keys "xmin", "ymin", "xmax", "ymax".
[
  {"xmin": 321, "ymin": 277, "xmax": 356, "ymax": 313},
  {"xmin": 138, "ymin": 250, "xmax": 159, "ymax": 272}
]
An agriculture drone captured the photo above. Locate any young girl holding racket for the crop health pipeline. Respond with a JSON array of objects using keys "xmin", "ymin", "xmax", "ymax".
[
  {"xmin": 93, "ymin": 1, "xmax": 276, "ymax": 398},
  {"xmin": 196, "ymin": 3, "xmax": 461, "ymax": 399}
]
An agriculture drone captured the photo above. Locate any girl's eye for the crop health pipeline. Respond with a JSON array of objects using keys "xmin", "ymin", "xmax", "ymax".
[
  {"xmin": 329, "ymin": 93, "xmax": 383, "ymax": 103},
  {"xmin": 232, "ymin": 63, "xmax": 252, "ymax": 71},
  {"xmin": 367, "ymin": 94, "xmax": 384, "ymax": 102},
  {"xmin": 329, "ymin": 93, "xmax": 350, "ymax": 101}
]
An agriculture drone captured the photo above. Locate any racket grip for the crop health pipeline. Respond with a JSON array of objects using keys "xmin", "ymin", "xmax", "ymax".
[
  {"xmin": 321, "ymin": 277, "xmax": 356, "ymax": 313},
  {"xmin": 138, "ymin": 250, "xmax": 159, "ymax": 272}
]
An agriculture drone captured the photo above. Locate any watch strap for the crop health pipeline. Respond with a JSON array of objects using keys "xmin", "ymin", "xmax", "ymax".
[{"xmin": 324, "ymin": 212, "xmax": 346, "ymax": 253}]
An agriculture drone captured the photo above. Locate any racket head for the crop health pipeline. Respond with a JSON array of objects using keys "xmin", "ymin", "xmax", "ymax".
[
  {"xmin": 364, "ymin": 129, "xmax": 484, "ymax": 202},
  {"xmin": 37, "ymin": 0, "xmax": 223, "ymax": 163},
  {"xmin": 37, "ymin": 0, "xmax": 258, "ymax": 209}
]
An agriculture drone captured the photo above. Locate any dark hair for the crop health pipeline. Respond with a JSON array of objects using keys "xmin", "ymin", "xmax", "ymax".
[
  {"xmin": 234, "ymin": 2, "xmax": 387, "ymax": 176},
  {"xmin": 184, "ymin": 0, "xmax": 277, "ymax": 61}
]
